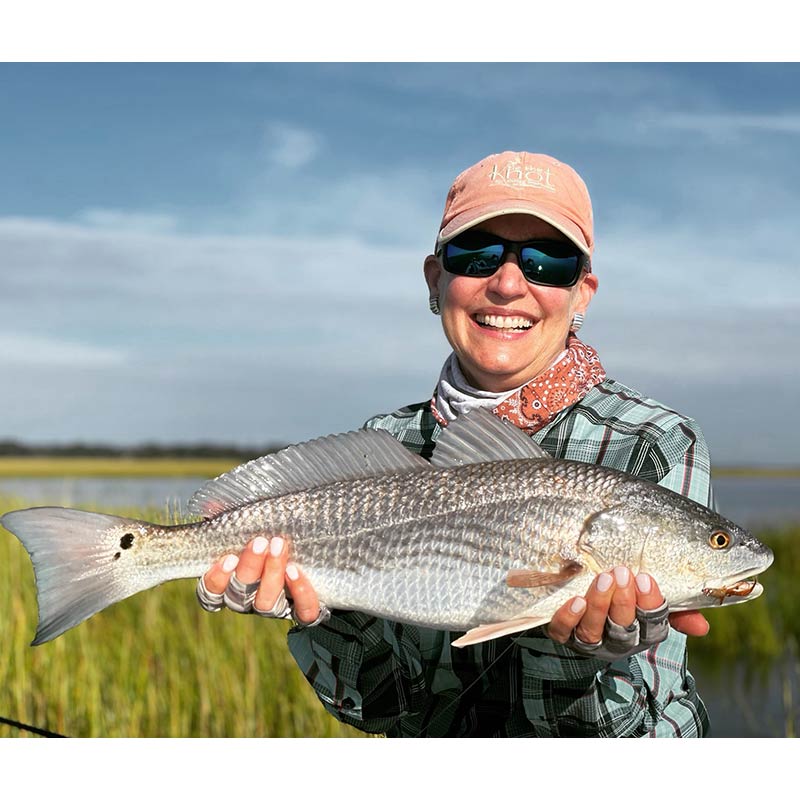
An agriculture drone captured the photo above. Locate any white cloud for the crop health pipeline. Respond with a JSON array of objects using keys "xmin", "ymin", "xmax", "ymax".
[
  {"xmin": 593, "ymin": 219, "xmax": 799, "ymax": 312},
  {"xmin": 263, "ymin": 122, "xmax": 322, "ymax": 168},
  {"xmin": 648, "ymin": 111, "xmax": 800, "ymax": 138},
  {"xmin": 0, "ymin": 332, "xmax": 125, "ymax": 367},
  {"xmin": 0, "ymin": 213, "xmax": 435, "ymax": 373},
  {"xmin": 593, "ymin": 109, "xmax": 800, "ymax": 148},
  {"xmin": 77, "ymin": 209, "xmax": 179, "ymax": 234},
  {"xmin": 0, "ymin": 211, "xmax": 445, "ymax": 444}
]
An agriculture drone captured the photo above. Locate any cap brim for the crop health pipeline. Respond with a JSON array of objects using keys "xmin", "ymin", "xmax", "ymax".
[{"xmin": 437, "ymin": 200, "xmax": 591, "ymax": 257}]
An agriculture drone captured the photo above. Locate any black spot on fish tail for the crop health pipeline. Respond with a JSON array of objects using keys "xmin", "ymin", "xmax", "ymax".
[{"xmin": 120, "ymin": 533, "xmax": 134, "ymax": 550}]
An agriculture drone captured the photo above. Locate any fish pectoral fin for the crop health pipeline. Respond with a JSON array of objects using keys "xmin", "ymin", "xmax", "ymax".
[
  {"xmin": 451, "ymin": 615, "xmax": 551, "ymax": 648},
  {"xmin": 506, "ymin": 559, "xmax": 583, "ymax": 588}
]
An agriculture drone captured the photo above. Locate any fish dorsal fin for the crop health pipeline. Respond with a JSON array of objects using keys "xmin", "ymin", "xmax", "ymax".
[
  {"xmin": 188, "ymin": 428, "xmax": 430, "ymax": 519},
  {"xmin": 430, "ymin": 408, "xmax": 551, "ymax": 469}
]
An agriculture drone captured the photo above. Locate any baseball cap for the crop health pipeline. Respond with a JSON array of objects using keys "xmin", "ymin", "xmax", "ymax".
[{"xmin": 436, "ymin": 152, "xmax": 594, "ymax": 256}]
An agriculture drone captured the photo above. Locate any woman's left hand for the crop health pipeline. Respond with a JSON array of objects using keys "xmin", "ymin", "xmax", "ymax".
[{"xmin": 546, "ymin": 566, "xmax": 708, "ymax": 660}]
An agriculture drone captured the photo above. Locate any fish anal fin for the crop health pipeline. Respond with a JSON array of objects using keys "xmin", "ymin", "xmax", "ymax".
[
  {"xmin": 506, "ymin": 559, "xmax": 583, "ymax": 588},
  {"xmin": 451, "ymin": 615, "xmax": 551, "ymax": 648}
]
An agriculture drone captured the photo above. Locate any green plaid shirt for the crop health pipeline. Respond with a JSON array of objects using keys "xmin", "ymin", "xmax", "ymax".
[{"xmin": 287, "ymin": 377, "xmax": 711, "ymax": 737}]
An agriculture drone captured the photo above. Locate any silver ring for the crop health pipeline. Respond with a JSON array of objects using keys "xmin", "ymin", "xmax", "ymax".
[
  {"xmin": 253, "ymin": 589, "xmax": 293, "ymax": 619},
  {"xmin": 293, "ymin": 603, "xmax": 331, "ymax": 628},
  {"xmin": 196, "ymin": 575, "xmax": 225, "ymax": 613},
  {"xmin": 572, "ymin": 631, "xmax": 602, "ymax": 649},
  {"xmin": 223, "ymin": 573, "xmax": 261, "ymax": 613}
]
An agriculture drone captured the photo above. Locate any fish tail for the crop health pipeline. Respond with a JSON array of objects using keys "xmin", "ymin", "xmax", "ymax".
[{"xmin": 1, "ymin": 507, "xmax": 166, "ymax": 645}]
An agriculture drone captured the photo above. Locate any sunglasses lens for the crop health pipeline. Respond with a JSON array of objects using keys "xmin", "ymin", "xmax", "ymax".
[
  {"xmin": 444, "ymin": 240, "xmax": 505, "ymax": 276},
  {"xmin": 520, "ymin": 243, "xmax": 581, "ymax": 287},
  {"xmin": 444, "ymin": 234, "xmax": 583, "ymax": 286}
]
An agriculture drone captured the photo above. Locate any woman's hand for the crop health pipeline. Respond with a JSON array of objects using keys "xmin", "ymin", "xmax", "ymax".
[
  {"xmin": 546, "ymin": 566, "xmax": 709, "ymax": 660},
  {"xmin": 197, "ymin": 535, "xmax": 324, "ymax": 625}
]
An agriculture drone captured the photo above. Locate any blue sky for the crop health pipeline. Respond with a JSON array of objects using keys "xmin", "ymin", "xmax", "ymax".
[{"xmin": 1, "ymin": 63, "xmax": 799, "ymax": 465}]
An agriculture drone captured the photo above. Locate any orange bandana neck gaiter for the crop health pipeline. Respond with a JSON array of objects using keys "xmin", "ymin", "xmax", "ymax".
[{"xmin": 431, "ymin": 335, "xmax": 606, "ymax": 433}]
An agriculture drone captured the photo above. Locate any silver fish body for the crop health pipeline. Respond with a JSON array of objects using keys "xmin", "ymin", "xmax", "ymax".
[{"xmin": 1, "ymin": 410, "xmax": 773, "ymax": 646}]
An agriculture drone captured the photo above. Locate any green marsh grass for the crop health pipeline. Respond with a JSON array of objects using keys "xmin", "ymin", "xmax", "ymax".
[
  {"xmin": 0, "ymin": 495, "xmax": 366, "ymax": 738},
  {"xmin": 687, "ymin": 525, "xmax": 800, "ymax": 736},
  {"xmin": 0, "ymin": 457, "xmax": 238, "ymax": 478}
]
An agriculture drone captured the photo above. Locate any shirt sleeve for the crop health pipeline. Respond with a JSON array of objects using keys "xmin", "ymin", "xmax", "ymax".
[{"xmin": 652, "ymin": 417, "xmax": 714, "ymax": 507}]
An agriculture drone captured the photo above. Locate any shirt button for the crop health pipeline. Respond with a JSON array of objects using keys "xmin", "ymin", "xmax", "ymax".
[{"xmin": 341, "ymin": 697, "xmax": 355, "ymax": 710}]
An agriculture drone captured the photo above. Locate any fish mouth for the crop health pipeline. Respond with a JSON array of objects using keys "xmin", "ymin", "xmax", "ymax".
[
  {"xmin": 701, "ymin": 577, "xmax": 760, "ymax": 605},
  {"xmin": 697, "ymin": 563, "xmax": 770, "ymax": 607}
]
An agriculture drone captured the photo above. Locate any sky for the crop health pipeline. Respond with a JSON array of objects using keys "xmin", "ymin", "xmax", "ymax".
[{"xmin": 1, "ymin": 62, "xmax": 799, "ymax": 465}]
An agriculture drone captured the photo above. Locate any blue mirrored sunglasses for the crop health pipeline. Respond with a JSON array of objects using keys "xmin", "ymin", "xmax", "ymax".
[{"xmin": 440, "ymin": 231, "xmax": 589, "ymax": 288}]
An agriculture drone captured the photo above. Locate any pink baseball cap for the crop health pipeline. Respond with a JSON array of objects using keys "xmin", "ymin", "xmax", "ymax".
[{"xmin": 436, "ymin": 151, "xmax": 594, "ymax": 256}]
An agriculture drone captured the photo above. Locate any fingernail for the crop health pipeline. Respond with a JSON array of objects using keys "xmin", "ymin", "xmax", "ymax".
[
  {"xmin": 222, "ymin": 554, "xmax": 239, "ymax": 572},
  {"xmin": 613, "ymin": 566, "xmax": 630, "ymax": 588},
  {"xmin": 286, "ymin": 563, "xmax": 299, "ymax": 581},
  {"xmin": 597, "ymin": 572, "xmax": 613, "ymax": 592},
  {"xmin": 252, "ymin": 536, "xmax": 268, "ymax": 555},
  {"xmin": 270, "ymin": 537, "xmax": 284, "ymax": 557},
  {"xmin": 570, "ymin": 597, "xmax": 586, "ymax": 615},
  {"xmin": 636, "ymin": 573, "xmax": 652, "ymax": 594}
]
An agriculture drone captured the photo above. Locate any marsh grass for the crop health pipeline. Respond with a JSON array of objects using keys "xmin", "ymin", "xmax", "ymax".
[
  {"xmin": 0, "ymin": 457, "xmax": 238, "ymax": 478},
  {"xmin": 0, "ymin": 495, "xmax": 365, "ymax": 738},
  {"xmin": 688, "ymin": 527, "xmax": 800, "ymax": 676},
  {"xmin": 686, "ymin": 525, "xmax": 800, "ymax": 736}
]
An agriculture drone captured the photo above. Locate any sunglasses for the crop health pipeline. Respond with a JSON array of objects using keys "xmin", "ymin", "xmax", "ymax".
[{"xmin": 439, "ymin": 231, "xmax": 589, "ymax": 288}]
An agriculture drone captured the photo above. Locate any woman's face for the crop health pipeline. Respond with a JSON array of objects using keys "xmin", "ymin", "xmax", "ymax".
[{"xmin": 424, "ymin": 214, "xmax": 598, "ymax": 393}]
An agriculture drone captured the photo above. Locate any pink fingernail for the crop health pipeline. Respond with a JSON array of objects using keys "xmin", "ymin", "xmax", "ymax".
[
  {"xmin": 636, "ymin": 573, "xmax": 652, "ymax": 594},
  {"xmin": 597, "ymin": 572, "xmax": 613, "ymax": 592},
  {"xmin": 252, "ymin": 536, "xmax": 268, "ymax": 555},
  {"xmin": 570, "ymin": 597, "xmax": 586, "ymax": 615},
  {"xmin": 613, "ymin": 566, "xmax": 630, "ymax": 588},
  {"xmin": 270, "ymin": 537, "xmax": 284, "ymax": 557},
  {"xmin": 222, "ymin": 554, "xmax": 239, "ymax": 572},
  {"xmin": 286, "ymin": 563, "xmax": 299, "ymax": 581}
]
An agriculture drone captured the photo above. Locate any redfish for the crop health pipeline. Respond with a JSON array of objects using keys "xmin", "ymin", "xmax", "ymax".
[{"xmin": 1, "ymin": 410, "xmax": 773, "ymax": 647}]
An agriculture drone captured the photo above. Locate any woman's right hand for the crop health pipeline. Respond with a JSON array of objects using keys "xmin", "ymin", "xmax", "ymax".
[{"xmin": 198, "ymin": 535, "xmax": 323, "ymax": 624}]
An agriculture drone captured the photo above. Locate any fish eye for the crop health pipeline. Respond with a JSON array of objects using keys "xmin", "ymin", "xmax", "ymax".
[{"xmin": 709, "ymin": 530, "xmax": 732, "ymax": 549}]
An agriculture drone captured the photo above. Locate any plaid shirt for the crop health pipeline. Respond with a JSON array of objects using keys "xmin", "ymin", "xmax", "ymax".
[{"xmin": 287, "ymin": 377, "xmax": 712, "ymax": 737}]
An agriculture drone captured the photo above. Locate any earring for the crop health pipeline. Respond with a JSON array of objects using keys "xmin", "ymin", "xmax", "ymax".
[
  {"xmin": 429, "ymin": 296, "xmax": 441, "ymax": 316},
  {"xmin": 570, "ymin": 312, "xmax": 585, "ymax": 332}
]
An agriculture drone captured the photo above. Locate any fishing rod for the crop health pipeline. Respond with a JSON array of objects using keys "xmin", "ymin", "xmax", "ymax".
[{"xmin": 0, "ymin": 714, "xmax": 66, "ymax": 737}]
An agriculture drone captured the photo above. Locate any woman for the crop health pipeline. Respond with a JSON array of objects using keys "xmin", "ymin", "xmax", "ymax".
[{"xmin": 197, "ymin": 152, "xmax": 712, "ymax": 737}]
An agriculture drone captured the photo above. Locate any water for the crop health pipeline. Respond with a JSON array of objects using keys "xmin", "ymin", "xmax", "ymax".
[
  {"xmin": 0, "ymin": 476, "xmax": 203, "ymax": 513},
  {"xmin": 713, "ymin": 476, "xmax": 800, "ymax": 529},
  {"xmin": 1, "ymin": 472, "xmax": 798, "ymax": 737}
]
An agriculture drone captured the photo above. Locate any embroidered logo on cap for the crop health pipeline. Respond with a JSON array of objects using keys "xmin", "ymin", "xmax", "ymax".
[{"xmin": 488, "ymin": 159, "xmax": 556, "ymax": 192}]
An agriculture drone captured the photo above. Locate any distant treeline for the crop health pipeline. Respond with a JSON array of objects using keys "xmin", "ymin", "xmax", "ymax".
[{"xmin": 0, "ymin": 440, "xmax": 285, "ymax": 459}]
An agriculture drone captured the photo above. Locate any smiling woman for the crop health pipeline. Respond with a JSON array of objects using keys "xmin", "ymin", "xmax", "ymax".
[
  {"xmin": 197, "ymin": 151, "xmax": 719, "ymax": 738},
  {"xmin": 425, "ymin": 214, "xmax": 597, "ymax": 394}
]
